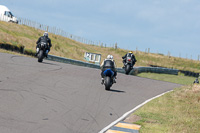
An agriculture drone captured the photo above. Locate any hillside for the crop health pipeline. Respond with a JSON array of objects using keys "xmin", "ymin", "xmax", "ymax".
[{"xmin": 0, "ymin": 21, "xmax": 200, "ymax": 73}]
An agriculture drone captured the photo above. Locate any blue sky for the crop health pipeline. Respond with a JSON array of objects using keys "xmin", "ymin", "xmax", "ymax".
[{"xmin": 1, "ymin": 0, "xmax": 200, "ymax": 60}]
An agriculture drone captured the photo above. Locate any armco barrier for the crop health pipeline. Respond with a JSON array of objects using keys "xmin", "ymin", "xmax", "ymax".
[
  {"xmin": 47, "ymin": 55, "xmax": 100, "ymax": 69},
  {"xmin": 133, "ymin": 67, "xmax": 179, "ymax": 75},
  {"xmin": 134, "ymin": 67, "xmax": 179, "ymax": 75},
  {"xmin": 0, "ymin": 45, "xmax": 179, "ymax": 75},
  {"xmin": 117, "ymin": 67, "xmax": 178, "ymax": 75},
  {"xmin": 47, "ymin": 55, "xmax": 179, "ymax": 75}
]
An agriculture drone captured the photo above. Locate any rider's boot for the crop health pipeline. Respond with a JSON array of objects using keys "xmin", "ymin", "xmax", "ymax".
[
  {"xmin": 45, "ymin": 50, "xmax": 49, "ymax": 58},
  {"xmin": 101, "ymin": 78, "xmax": 104, "ymax": 85},
  {"xmin": 113, "ymin": 77, "xmax": 117, "ymax": 83},
  {"xmin": 122, "ymin": 61, "xmax": 125, "ymax": 68}
]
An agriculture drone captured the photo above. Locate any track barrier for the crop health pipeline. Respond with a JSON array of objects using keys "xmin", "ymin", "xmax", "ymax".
[{"xmin": 0, "ymin": 44, "xmax": 191, "ymax": 76}]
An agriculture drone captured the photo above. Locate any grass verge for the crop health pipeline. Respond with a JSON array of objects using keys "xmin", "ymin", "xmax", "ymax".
[
  {"xmin": 137, "ymin": 72, "xmax": 196, "ymax": 85},
  {"xmin": 0, "ymin": 48, "xmax": 33, "ymax": 58},
  {"xmin": 132, "ymin": 84, "xmax": 200, "ymax": 133}
]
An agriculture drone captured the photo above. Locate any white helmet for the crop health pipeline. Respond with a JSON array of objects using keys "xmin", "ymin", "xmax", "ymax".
[
  {"xmin": 107, "ymin": 55, "xmax": 113, "ymax": 59},
  {"xmin": 43, "ymin": 32, "xmax": 48, "ymax": 37}
]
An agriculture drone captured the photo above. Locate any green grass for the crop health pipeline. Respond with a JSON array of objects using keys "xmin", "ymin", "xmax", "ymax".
[
  {"xmin": 137, "ymin": 72, "xmax": 196, "ymax": 85},
  {"xmin": 133, "ymin": 85, "xmax": 200, "ymax": 133}
]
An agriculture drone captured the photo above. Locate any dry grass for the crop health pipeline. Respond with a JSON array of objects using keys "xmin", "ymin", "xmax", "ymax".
[
  {"xmin": 137, "ymin": 73, "xmax": 196, "ymax": 85},
  {"xmin": 0, "ymin": 48, "xmax": 32, "ymax": 57},
  {"xmin": 0, "ymin": 21, "xmax": 200, "ymax": 72},
  {"xmin": 133, "ymin": 84, "xmax": 200, "ymax": 133}
]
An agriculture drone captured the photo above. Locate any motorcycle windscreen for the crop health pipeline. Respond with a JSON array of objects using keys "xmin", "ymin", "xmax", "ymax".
[
  {"xmin": 127, "ymin": 57, "xmax": 132, "ymax": 62},
  {"xmin": 103, "ymin": 69, "xmax": 114, "ymax": 77}
]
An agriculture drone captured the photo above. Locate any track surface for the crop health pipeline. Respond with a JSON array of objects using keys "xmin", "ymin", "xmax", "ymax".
[{"xmin": 0, "ymin": 52, "xmax": 181, "ymax": 133}]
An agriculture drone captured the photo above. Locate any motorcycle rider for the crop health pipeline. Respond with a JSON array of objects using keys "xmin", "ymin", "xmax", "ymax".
[
  {"xmin": 122, "ymin": 51, "xmax": 137, "ymax": 68},
  {"xmin": 100, "ymin": 55, "xmax": 117, "ymax": 84},
  {"xmin": 35, "ymin": 32, "xmax": 52, "ymax": 57}
]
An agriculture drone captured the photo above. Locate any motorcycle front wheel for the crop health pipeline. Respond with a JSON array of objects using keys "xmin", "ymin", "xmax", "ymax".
[
  {"xmin": 38, "ymin": 50, "xmax": 44, "ymax": 62},
  {"xmin": 125, "ymin": 64, "xmax": 131, "ymax": 75}
]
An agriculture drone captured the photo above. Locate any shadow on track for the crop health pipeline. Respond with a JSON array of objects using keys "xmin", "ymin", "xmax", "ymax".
[{"xmin": 107, "ymin": 89, "xmax": 125, "ymax": 93}]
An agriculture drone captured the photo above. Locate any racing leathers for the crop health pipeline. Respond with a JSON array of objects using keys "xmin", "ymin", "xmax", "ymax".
[
  {"xmin": 36, "ymin": 36, "xmax": 52, "ymax": 57},
  {"xmin": 101, "ymin": 59, "xmax": 117, "ymax": 84}
]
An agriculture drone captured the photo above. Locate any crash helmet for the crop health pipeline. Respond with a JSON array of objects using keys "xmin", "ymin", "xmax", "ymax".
[
  {"xmin": 107, "ymin": 55, "xmax": 113, "ymax": 60},
  {"xmin": 43, "ymin": 32, "xmax": 48, "ymax": 37},
  {"xmin": 128, "ymin": 51, "xmax": 133, "ymax": 54}
]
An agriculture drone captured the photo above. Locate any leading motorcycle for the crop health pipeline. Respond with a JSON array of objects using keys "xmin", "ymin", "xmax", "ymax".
[
  {"xmin": 124, "ymin": 56, "xmax": 133, "ymax": 74},
  {"xmin": 37, "ymin": 42, "xmax": 48, "ymax": 62}
]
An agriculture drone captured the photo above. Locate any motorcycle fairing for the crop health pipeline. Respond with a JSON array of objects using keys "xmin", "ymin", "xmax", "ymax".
[{"xmin": 103, "ymin": 69, "xmax": 114, "ymax": 77}]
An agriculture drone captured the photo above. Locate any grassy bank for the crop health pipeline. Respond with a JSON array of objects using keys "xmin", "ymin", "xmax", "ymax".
[
  {"xmin": 0, "ymin": 48, "xmax": 21, "ymax": 55},
  {"xmin": 131, "ymin": 84, "xmax": 200, "ymax": 133},
  {"xmin": 0, "ymin": 21, "xmax": 200, "ymax": 73}
]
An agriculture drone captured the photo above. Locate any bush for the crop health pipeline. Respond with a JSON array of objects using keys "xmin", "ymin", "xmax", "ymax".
[{"xmin": 24, "ymin": 49, "xmax": 35, "ymax": 56}]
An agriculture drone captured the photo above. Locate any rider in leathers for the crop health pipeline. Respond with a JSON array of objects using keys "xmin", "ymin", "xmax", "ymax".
[
  {"xmin": 36, "ymin": 32, "xmax": 52, "ymax": 57},
  {"xmin": 101, "ymin": 55, "xmax": 117, "ymax": 84},
  {"xmin": 122, "ymin": 51, "xmax": 137, "ymax": 68}
]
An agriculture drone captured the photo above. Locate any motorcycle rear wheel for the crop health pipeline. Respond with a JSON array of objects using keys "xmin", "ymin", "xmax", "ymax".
[{"xmin": 104, "ymin": 76, "xmax": 112, "ymax": 90}]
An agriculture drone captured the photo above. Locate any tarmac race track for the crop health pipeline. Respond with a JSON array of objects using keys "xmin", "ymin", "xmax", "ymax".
[{"xmin": 0, "ymin": 52, "xmax": 181, "ymax": 133}]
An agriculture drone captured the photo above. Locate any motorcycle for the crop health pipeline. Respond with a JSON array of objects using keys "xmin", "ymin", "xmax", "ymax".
[
  {"xmin": 124, "ymin": 56, "xmax": 133, "ymax": 74},
  {"xmin": 37, "ymin": 42, "xmax": 48, "ymax": 62},
  {"xmin": 103, "ymin": 69, "xmax": 114, "ymax": 90}
]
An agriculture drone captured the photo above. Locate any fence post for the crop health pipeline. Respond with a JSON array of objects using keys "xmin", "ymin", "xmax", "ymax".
[
  {"xmin": 10, "ymin": 17, "xmax": 115, "ymax": 48},
  {"xmin": 115, "ymin": 43, "xmax": 117, "ymax": 49},
  {"xmin": 168, "ymin": 51, "xmax": 170, "ymax": 58}
]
